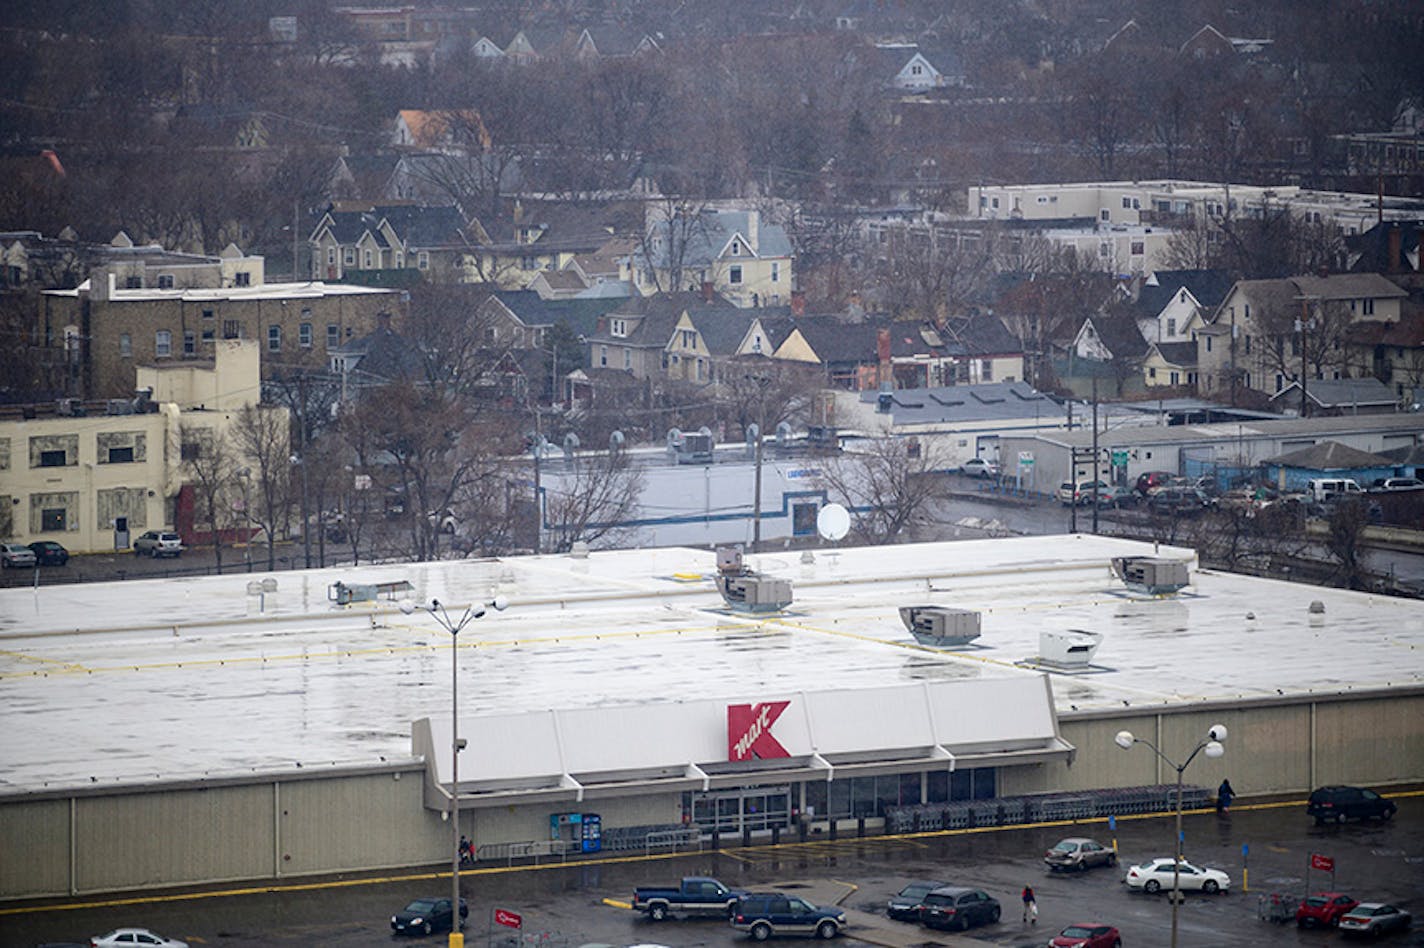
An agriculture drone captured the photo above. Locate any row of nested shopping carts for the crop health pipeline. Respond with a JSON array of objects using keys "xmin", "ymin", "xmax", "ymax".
[{"xmin": 884, "ymin": 784, "xmax": 1213, "ymax": 834}]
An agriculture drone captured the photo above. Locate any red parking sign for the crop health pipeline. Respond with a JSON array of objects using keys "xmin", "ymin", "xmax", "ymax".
[
  {"xmin": 494, "ymin": 908, "xmax": 522, "ymax": 929},
  {"xmin": 1310, "ymin": 853, "xmax": 1335, "ymax": 872}
]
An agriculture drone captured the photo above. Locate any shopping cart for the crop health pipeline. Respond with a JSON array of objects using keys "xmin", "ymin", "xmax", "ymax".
[{"xmin": 1257, "ymin": 892, "xmax": 1299, "ymax": 924}]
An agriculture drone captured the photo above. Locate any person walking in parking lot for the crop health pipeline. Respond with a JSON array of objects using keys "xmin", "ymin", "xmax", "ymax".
[
  {"xmin": 1021, "ymin": 884, "xmax": 1037, "ymax": 923},
  {"xmin": 1217, "ymin": 779, "xmax": 1235, "ymax": 814}
]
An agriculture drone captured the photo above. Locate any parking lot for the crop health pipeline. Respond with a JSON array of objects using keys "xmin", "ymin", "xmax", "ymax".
[{"xmin": 5, "ymin": 794, "xmax": 1419, "ymax": 947}]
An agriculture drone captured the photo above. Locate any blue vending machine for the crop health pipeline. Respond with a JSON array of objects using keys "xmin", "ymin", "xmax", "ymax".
[{"xmin": 581, "ymin": 813, "xmax": 601, "ymax": 853}]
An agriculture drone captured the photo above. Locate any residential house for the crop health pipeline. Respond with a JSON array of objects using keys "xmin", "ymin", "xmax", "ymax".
[
  {"xmin": 1118, "ymin": 268, "xmax": 1231, "ymax": 389},
  {"xmin": 39, "ymin": 264, "xmax": 402, "ymax": 399},
  {"xmin": 1261, "ymin": 440, "xmax": 1397, "ymax": 490},
  {"xmin": 1196, "ymin": 273, "xmax": 1409, "ymax": 400},
  {"xmin": 465, "ymin": 201, "xmax": 639, "ymax": 289},
  {"xmin": 1346, "ymin": 309, "xmax": 1424, "ymax": 403},
  {"xmin": 0, "ymin": 339, "xmax": 286, "ymax": 552},
  {"xmin": 1268, "ymin": 377, "xmax": 1400, "ymax": 416},
  {"xmin": 572, "ymin": 25, "xmax": 661, "ymax": 60},
  {"xmin": 391, "ymin": 109, "xmax": 488, "ymax": 153},
  {"xmin": 866, "ymin": 42, "xmax": 965, "ymax": 92},
  {"xmin": 3, "ymin": 230, "xmax": 256, "ymax": 292},
  {"xmin": 1346, "ymin": 220, "xmax": 1423, "ymax": 281},
  {"xmin": 1140, "ymin": 342, "xmax": 1199, "ymax": 390},
  {"xmin": 584, "ymin": 292, "xmax": 736, "ymax": 385},
  {"xmin": 1071, "ymin": 314, "xmax": 1149, "ymax": 365},
  {"xmin": 633, "ymin": 207, "xmax": 794, "ymax": 308},
  {"xmin": 309, "ymin": 203, "xmax": 473, "ymax": 280}
]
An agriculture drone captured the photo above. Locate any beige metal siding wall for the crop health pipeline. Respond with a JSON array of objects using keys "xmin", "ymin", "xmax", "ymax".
[
  {"xmin": 278, "ymin": 771, "xmax": 444, "ymax": 874},
  {"xmin": 1315, "ymin": 693, "xmax": 1424, "ymax": 787},
  {"xmin": 0, "ymin": 799, "xmax": 70, "ymax": 898},
  {"xmin": 77, "ymin": 784, "xmax": 271, "ymax": 893}
]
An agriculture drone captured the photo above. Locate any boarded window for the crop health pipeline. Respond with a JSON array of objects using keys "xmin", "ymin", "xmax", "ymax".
[
  {"xmin": 30, "ymin": 491, "xmax": 79, "ymax": 533},
  {"xmin": 97, "ymin": 432, "xmax": 147, "ymax": 464},
  {"xmin": 0, "ymin": 436, "xmax": 9, "ymax": 470},
  {"xmin": 30, "ymin": 434, "xmax": 78, "ymax": 468},
  {"xmin": 96, "ymin": 487, "xmax": 148, "ymax": 531}
]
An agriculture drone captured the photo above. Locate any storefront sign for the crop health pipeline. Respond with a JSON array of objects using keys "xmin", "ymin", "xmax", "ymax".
[
  {"xmin": 494, "ymin": 908, "xmax": 522, "ymax": 929},
  {"xmin": 1310, "ymin": 853, "xmax": 1334, "ymax": 872},
  {"xmin": 727, "ymin": 700, "xmax": 791, "ymax": 761}
]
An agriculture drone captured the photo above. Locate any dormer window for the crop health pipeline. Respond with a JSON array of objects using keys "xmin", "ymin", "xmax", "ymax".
[
  {"xmin": 610, "ymin": 318, "xmax": 627, "ymax": 337},
  {"xmin": 730, "ymin": 240, "xmax": 742, "ymax": 256}
]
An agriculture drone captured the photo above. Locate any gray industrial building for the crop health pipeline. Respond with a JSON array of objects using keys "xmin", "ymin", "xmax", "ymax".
[{"xmin": 1, "ymin": 534, "xmax": 1421, "ymax": 901}]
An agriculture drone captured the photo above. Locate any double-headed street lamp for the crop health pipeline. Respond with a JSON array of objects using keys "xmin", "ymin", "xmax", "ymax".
[
  {"xmin": 1114, "ymin": 723, "xmax": 1227, "ymax": 948},
  {"xmin": 401, "ymin": 595, "xmax": 508, "ymax": 948}
]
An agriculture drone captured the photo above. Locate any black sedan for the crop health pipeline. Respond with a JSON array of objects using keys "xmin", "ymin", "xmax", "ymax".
[
  {"xmin": 391, "ymin": 897, "xmax": 468, "ymax": 936},
  {"xmin": 28, "ymin": 541, "xmax": 70, "ymax": 566}
]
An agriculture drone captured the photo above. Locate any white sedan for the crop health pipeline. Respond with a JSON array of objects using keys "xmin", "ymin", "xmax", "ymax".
[
  {"xmin": 90, "ymin": 928, "xmax": 188, "ymax": 948},
  {"xmin": 1124, "ymin": 858, "xmax": 1231, "ymax": 894}
]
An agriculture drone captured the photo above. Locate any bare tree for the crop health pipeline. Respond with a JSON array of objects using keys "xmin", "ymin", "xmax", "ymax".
[
  {"xmin": 540, "ymin": 446, "xmax": 645, "ymax": 553},
  {"xmin": 814, "ymin": 436, "xmax": 951, "ymax": 545},
  {"xmin": 180, "ymin": 422, "xmax": 240, "ymax": 572},
  {"xmin": 232, "ymin": 404, "xmax": 292, "ymax": 570},
  {"xmin": 636, "ymin": 196, "xmax": 714, "ymax": 295}
]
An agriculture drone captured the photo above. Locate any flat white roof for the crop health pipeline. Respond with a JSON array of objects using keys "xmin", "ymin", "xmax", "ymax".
[
  {"xmin": 43, "ymin": 279, "xmax": 397, "ymax": 301},
  {"xmin": 2, "ymin": 535, "xmax": 1421, "ymax": 794}
]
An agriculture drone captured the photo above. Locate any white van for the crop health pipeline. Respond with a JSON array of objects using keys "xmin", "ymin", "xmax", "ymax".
[{"xmin": 1305, "ymin": 478, "xmax": 1364, "ymax": 502}]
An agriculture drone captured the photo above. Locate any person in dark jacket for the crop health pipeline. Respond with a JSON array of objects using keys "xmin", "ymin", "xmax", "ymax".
[
  {"xmin": 1021, "ymin": 884, "xmax": 1037, "ymax": 923},
  {"xmin": 1217, "ymin": 779, "xmax": 1235, "ymax": 813}
]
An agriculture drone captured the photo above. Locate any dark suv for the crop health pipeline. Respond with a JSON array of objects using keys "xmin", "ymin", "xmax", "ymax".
[
  {"xmin": 1148, "ymin": 487, "xmax": 1212, "ymax": 517},
  {"xmin": 1307, "ymin": 786, "xmax": 1396, "ymax": 825},
  {"xmin": 918, "ymin": 886, "xmax": 1001, "ymax": 932},
  {"xmin": 731, "ymin": 893, "xmax": 845, "ymax": 940}
]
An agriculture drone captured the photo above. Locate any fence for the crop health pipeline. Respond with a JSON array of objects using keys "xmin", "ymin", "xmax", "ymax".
[{"xmin": 883, "ymin": 784, "xmax": 1212, "ymax": 835}]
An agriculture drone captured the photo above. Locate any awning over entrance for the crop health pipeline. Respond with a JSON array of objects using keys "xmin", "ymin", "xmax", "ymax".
[{"xmin": 413, "ymin": 676, "xmax": 1074, "ymax": 811}]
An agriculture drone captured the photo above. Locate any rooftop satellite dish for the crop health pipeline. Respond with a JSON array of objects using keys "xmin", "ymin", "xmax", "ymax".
[{"xmin": 817, "ymin": 503, "xmax": 850, "ymax": 542}]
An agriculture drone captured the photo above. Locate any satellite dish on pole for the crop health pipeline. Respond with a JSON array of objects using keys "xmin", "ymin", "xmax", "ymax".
[{"xmin": 816, "ymin": 503, "xmax": 850, "ymax": 542}]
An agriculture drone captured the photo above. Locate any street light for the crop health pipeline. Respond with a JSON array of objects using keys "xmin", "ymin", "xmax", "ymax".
[
  {"xmin": 1114, "ymin": 724, "xmax": 1227, "ymax": 948},
  {"xmin": 400, "ymin": 594, "xmax": 509, "ymax": 948}
]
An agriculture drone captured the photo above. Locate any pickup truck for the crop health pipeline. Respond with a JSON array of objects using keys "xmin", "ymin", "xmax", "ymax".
[{"xmin": 632, "ymin": 876, "xmax": 748, "ymax": 921}]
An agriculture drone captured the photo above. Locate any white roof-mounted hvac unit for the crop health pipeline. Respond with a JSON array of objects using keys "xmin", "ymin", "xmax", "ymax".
[
  {"xmin": 1038, "ymin": 629, "xmax": 1103, "ymax": 669},
  {"xmin": 1111, "ymin": 556, "xmax": 1190, "ymax": 596},
  {"xmin": 898, "ymin": 605, "xmax": 982, "ymax": 648}
]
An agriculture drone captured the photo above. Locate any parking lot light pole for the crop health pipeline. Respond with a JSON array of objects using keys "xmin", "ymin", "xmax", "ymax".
[
  {"xmin": 1114, "ymin": 724, "xmax": 1227, "ymax": 948},
  {"xmin": 402, "ymin": 595, "xmax": 508, "ymax": 948}
]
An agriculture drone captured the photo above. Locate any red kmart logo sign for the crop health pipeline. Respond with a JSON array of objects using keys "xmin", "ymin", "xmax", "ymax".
[{"xmin": 727, "ymin": 701, "xmax": 791, "ymax": 761}]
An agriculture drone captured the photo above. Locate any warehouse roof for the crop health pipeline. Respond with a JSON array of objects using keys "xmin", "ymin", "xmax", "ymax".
[{"xmin": 2, "ymin": 534, "xmax": 1421, "ymax": 797}]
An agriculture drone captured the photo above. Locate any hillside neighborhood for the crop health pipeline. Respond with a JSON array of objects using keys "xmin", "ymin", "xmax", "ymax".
[{"xmin": 2, "ymin": 0, "xmax": 1422, "ymax": 588}]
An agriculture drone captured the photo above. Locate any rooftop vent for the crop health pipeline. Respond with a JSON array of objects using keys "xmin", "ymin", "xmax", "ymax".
[
  {"xmin": 1038, "ymin": 629, "xmax": 1103, "ymax": 668},
  {"xmin": 1111, "ymin": 556, "xmax": 1190, "ymax": 596},
  {"xmin": 899, "ymin": 605, "xmax": 981, "ymax": 648},
  {"xmin": 717, "ymin": 573, "xmax": 793, "ymax": 613}
]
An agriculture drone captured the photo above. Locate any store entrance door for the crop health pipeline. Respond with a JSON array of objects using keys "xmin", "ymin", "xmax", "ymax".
[{"xmin": 691, "ymin": 786, "xmax": 792, "ymax": 835}]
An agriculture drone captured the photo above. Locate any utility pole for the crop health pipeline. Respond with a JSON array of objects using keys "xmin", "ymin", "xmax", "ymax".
[
  {"xmin": 1067, "ymin": 399, "xmax": 1076, "ymax": 533},
  {"xmin": 1091, "ymin": 377, "xmax": 1100, "ymax": 535}
]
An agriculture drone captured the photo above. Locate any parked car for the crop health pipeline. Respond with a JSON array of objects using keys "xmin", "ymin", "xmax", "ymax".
[
  {"xmin": 390, "ymin": 896, "xmax": 467, "ymax": 936},
  {"xmin": 28, "ymin": 540, "xmax": 70, "ymax": 566},
  {"xmin": 634, "ymin": 877, "xmax": 748, "ymax": 920},
  {"xmin": 90, "ymin": 930, "xmax": 188, "ymax": 948},
  {"xmin": 1134, "ymin": 471, "xmax": 1175, "ymax": 496},
  {"xmin": 886, "ymin": 880, "xmax": 946, "ymax": 921},
  {"xmin": 1147, "ymin": 487, "xmax": 1212, "ymax": 517},
  {"xmin": 1044, "ymin": 837, "xmax": 1117, "ymax": 872},
  {"xmin": 1048, "ymin": 923, "xmax": 1122, "ymax": 948},
  {"xmin": 1057, "ymin": 480, "xmax": 1107, "ymax": 506},
  {"xmin": 1123, "ymin": 858, "xmax": 1230, "ymax": 894},
  {"xmin": 1, "ymin": 542, "xmax": 37, "ymax": 568},
  {"xmin": 918, "ymin": 886, "xmax": 1001, "ymax": 932},
  {"xmin": 1092, "ymin": 485, "xmax": 1136, "ymax": 509},
  {"xmin": 1306, "ymin": 477, "xmax": 1364, "ymax": 503},
  {"xmin": 730, "ymin": 892, "xmax": 845, "ymax": 940},
  {"xmin": 1307, "ymin": 786, "xmax": 1397, "ymax": 825},
  {"xmin": 961, "ymin": 457, "xmax": 1001, "ymax": 479},
  {"xmin": 132, "ymin": 531, "xmax": 182, "ymax": 558},
  {"xmin": 1370, "ymin": 477, "xmax": 1424, "ymax": 492},
  {"xmin": 1338, "ymin": 903, "xmax": 1412, "ymax": 937},
  {"xmin": 1296, "ymin": 892, "xmax": 1360, "ymax": 929}
]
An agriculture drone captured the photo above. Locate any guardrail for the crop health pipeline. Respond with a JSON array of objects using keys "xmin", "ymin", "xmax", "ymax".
[{"xmin": 884, "ymin": 784, "xmax": 1212, "ymax": 835}]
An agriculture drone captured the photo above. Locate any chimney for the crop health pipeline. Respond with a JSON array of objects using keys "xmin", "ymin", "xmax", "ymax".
[
  {"xmin": 791, "ymin": 290, "xmax": 806, "ymax": 317},
  {"xmin": 877, "ymin": 327, "xmax": 892, "ymax": 388},
  {"xmin": 745, "ymin": 210, "xmax": 758, "ymax": 251},
  {"xmin": 701, "ymin": 280, "xmax": 714, "ymax": 303},
  {"xmin": 1387, "ymin": 225, "xmax": 1402, "ymax": 273},
  {"xmin": 377, "ymin": 311, "xmax": 392, "ymax": 333}
]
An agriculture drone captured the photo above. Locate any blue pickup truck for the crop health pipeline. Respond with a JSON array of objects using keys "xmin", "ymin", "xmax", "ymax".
[{"xmin": 632, "ymin": 876, "xmax": 748, "ymax": 921}]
